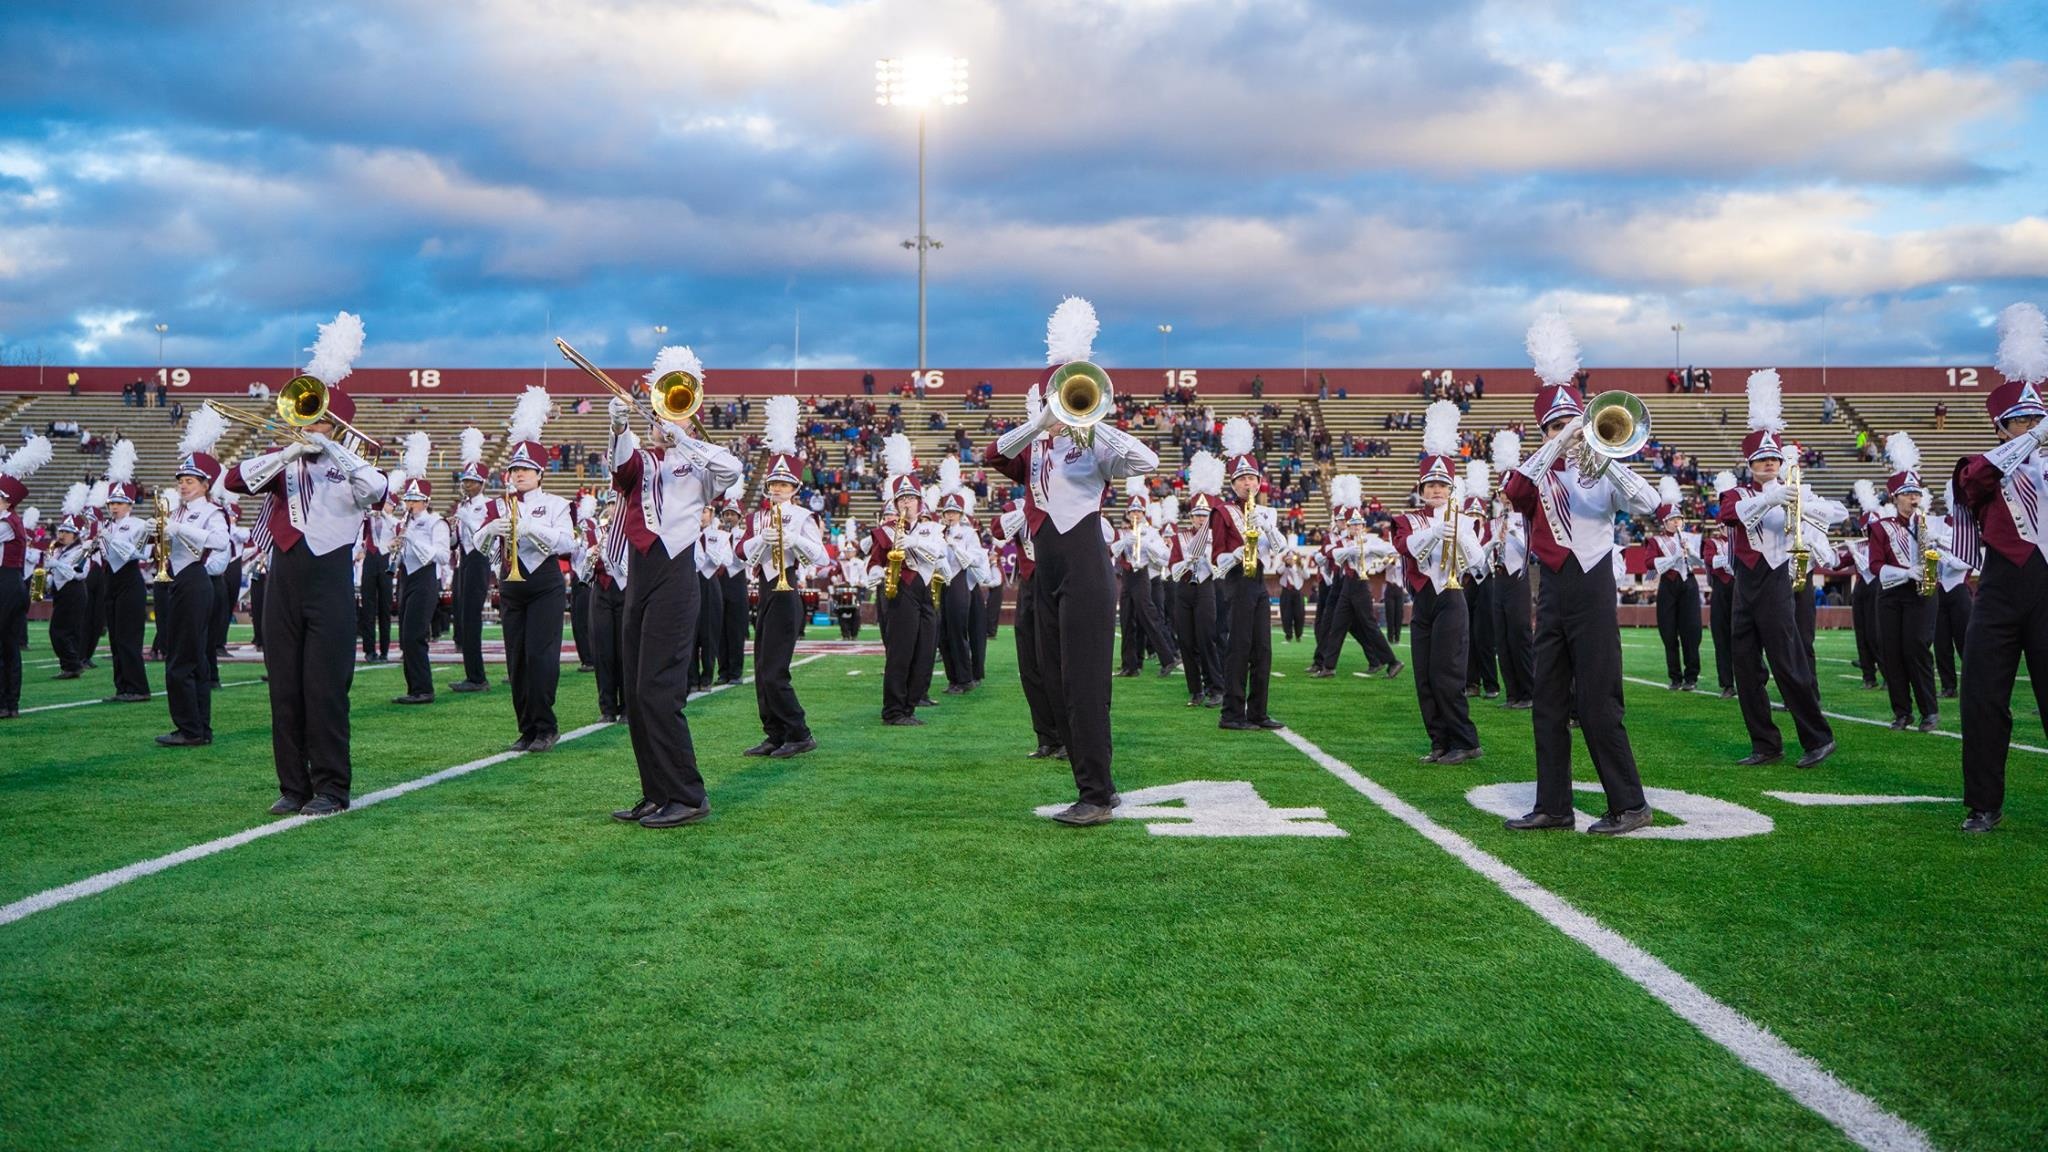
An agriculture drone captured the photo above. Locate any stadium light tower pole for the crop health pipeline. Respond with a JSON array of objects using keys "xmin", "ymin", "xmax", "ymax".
[
  {"xmin": 877, "ymin": 57, "xmax": 968, "ymax": 380},
  {"xmin": 1158, "ymin": 323, "xmax": 1172, "ymax": 366},
  {"xmin": 154, "ymin": 322, "xmax": 168, "ymax": 370}
]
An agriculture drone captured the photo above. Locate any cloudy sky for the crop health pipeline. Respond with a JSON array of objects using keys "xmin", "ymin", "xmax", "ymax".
[{"xmin": 1, "ymin": 0, "xmax": 2044, "ymax": 371}]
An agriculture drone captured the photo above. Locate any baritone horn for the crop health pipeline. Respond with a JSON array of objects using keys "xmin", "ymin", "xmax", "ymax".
[
  {"xmin": 1572, "ymin": 390, "xmax": 1651, "ymax": 475},
  {"xmin": 1047, "ymin": 360, "xmax": 1113, "ymax": 445}
]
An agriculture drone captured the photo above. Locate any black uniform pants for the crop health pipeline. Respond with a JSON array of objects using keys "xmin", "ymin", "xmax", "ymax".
[
  {"xmin": 1220, "ymin": 568, "xmax": 1273, "ymax": 725},
  {"xmin": 1934, "ymin": 582, "xmax": 1972, "ymax": 694},
  {"xmin": 1656, "ymin": 576, "xmax": 1703, "ymax": 684},
  {"xmin": 941, "ymin": 575, "xmax": 975, "ymax": 686},
  {"xmin": 249, "ymin": 573, "xmax": 267, "ymax": 649},
  {"xmin": 1961, "ymin": 551, "xmax": 2048, "ymax": 813},
  {"xmin": 262, "ymin": 544, "xmax": 357, "ymax": 801},
  {"xmin": 1013, "ymin": 572, "xmax": 1059, "ymax": 748},
  {"xmin": 1877, "ymin": 584, "xmax": 1938, "ymax": 721},
  {"xmin": 211, "ymin": 558, "xmax": 241, "ymax": 657},
  {"xmin": 1411, "ymin": 582, "xmax": 1478, "ymax": 752},
  {"xmin": 622, "ymin": 541, "xmax": 705, "ymax": 808},
  {"xmin": 106, "ymin": 563, "xmax": 149, "ymax": 697},
  {"xmin": 1172, "ymin": 577, "xmax": 1222, "ymax": 700},
  {"xmin": 1531, "ymin": 556, "xmax": 1647, "ymax": 817},
  {"xmin": 1494, "ymin": 567, "xmax": 1533, "ymax": 701},
  {"xmin": 454, "ymin": 550, "xmax": 489, "ymax": 685},
  {"xmin": 0, "ymin": 567, "xmax": 24, "ymax": 710},
  {"xmin": 357, "ymin": 550, "xmax": 390, "ymax": 660},
  {"xmin": 501, "ymin": 560, "xmax": 564, "ymax": 742},
  {"xmin": 1311, "ymin": 577, "xmax": 1340, "ymax": 662},
  {"xmin": 49, "ymin": 580, "xmax": 86, "ymax": 672},
  {"xmin": 1730, "ymin": 561, "xmax": 1833, "ymax": 757},
  {"xmin": 719, "ymin": 571, "xmax": 749, "ymax": 681},
  {"xmin": 1852, "ymin": 578, "xmax": 1881, "ymax": 684},
  {"xmin": 1383, "ymin": 584, "xmax": 1406, "ymax": 644},
  {"xmin": 1279, "ymin": 585, "xmax": 1305, "ymax": 640},
  {"xmin": 1033, "ymin": 515, "xmax": 1119, "ymax": 806},
  {"xmin": 1119, "ymin": 570, "xmax": 1176, "ymax": 673},
  {"xmin": 398, "ymin": 563, "xmax": 437, "ymax": 698},
  {"xmin": 591, "ymin": 577, "xmax": 625, "ymax": 717},
  {"xmin": 164, "ymin": 564, "xmax": 214, "ymax": 739},
  {"xmin": 84, "ymin": 563, "xmax": 107, "ymax": 661},
  {"xmin": 693, "ymin": 572, "xmax": 723, "ymax": 689},
  {"xmin": 968, "ymin": 580, "xmax": 989, "ymax": 680},
  {"xmin": 1465, "ymin": 575, "xmax": 1498, "ymax": 693},
  {"xmin": 569, "ymin": 576, "xmax": 591, "ymax": 668},
  {"xmin": 1708, "ymin": 579, "xmax": 1734, "ymax": 690},
  {"xmin": 881, "ymin": 573, "xmax": 937, "ymax": 721},
  {"xmin": 1325, "ymin": 576, "xmax": 1398, "ymax": 671},
  {"xmin": 987, "ymin": 583, "xmax": 1004, "ymax": 639},
  {"xmin": 755, "ymin": 580, "xmax": 810, "ymax": 745}
]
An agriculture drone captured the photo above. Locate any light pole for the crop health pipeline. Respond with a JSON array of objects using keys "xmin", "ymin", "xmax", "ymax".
[
  {"xmin": 877, "ymin": 56, "xmax": 968, "ymax": 380},
  {"xmin": 1670, "ymin": 322, "xmax": 1683, "ymax": 372},
  {"xmin": 653, "ymin": 324, "xmax": 668, "ymax": 341},
  {"xmin": 154, "ymin": 322, "xmax": 168, "ymax": 370},
  {"xmin": 1157, "ymin": 324, "xmax": 1172, "ymax": 366}
]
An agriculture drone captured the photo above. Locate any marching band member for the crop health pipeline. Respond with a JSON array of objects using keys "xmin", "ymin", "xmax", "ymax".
[
  {"xmin": 390, "ymin": 433, "xmax": 448, "ymax": 706},
  {"xmin": 227, "ymin": 313, "xmax": 386, "ymax": 812},
  {"xmin": 1307, "ymin": 501, "xmax": 1344, "ymax": 674},
  {"xmin": 1716, "ymin": 369, "xmax": 1836, "ymax": 769},
  {"xmin": 873, "ymin": 434, "xmax": 942, "ymax": 725},
  {"xmin": 97, "ymin": 442, "xmax": 152, "ymax": 702},
  {"xmin": 985, "ymin": 297, "xmax": 1159, "ymax": 824},
  {"xmin": 1930, "ymin": 484, "xmax": 1974, "ymax": 700},
  {"xmin": 80, "ymin": 480, "xmax": 109, "ymax": 670},
  {"xmin": 967, "ymin": 498, "xmax": 994, "ymax": 682},
  {"xmin": 1848, "ymin": 480, "xmax": 1884, "ymax": 690},
  {"xmin": 475, "ymin": 387, "xmax": 576, "ymax": 754},
  {"xmin": 1173, "ymin": 455, "xmax": 1226, "ymax": 709},
  {"xmin": 1868, "ymin": 432, "xmax": 1940, "ymax": 732},
  {"xmin": 949, "ymin": 483, "xmax": 998, "ymax": 689},
  {"xmin": 835, "ymin": 519, "xmax": 868, "ymax": 640},
  {"xmin": 1489, "ymin": 432, "xmax": 1534, "ymax": 709},
  {"xmin": 1649, "ymin": 475, "xmax": 1704, "ymax": 691},
  {"xmin": 1113, "ymin": 477, "xmax": 1177, "ymax": 678},
  {"xmin": 1461, "ymin": 461, "xmax": 1500, "ymax": 699},
  {"xmin": 356, "ymin": 481, "xmax": 395, "ymax": 665},
  {"xmin": 211, "ymin": 485, "xmax": 248, "ymax": 667},
  {"xmin": 575, "ymin": 491, "xmax": 624, "ymax": 722},
  {"xmin": 1380, "ymin": 527, "xmax": 1407, "ymax": 646},
  {"xmin": 692, "ymin": 504, "xmax": 731, "ymax": 694},
  {"xmin": 605, "ymin": 348, "xmax": 743, "ymax": 829},
  {"xmin": 159, "ymin": 409, "xmax": 232, "ymax": 747},
  {"xmin": 934, "ymin": 457, "xmax": 980, "ymax": 694},
  {"xmin": 716, "ymin": 494, "xmax": 749, "ymax": 684},
  {"xmin": 1213, "ymin": 416, "xmax": 1282, "ymax": 732},
  {"xmin": 1793, "ymin": 491, "xmax": 1850, "ymax": 673},
  {"xmin": 46, "ymin": 485, "xmax": 91, "ymax": 678},
  {"xmin": 1276, "ymin": 542, "xmax": 1307, "ymax": 644},
  {"xmin": 737, "ymin": 395, "xmax": 825, "ymax": 758},
  {"xmin": 998, "ymin": 496, "xmax": 1062, "ymax": 750},
  {"xmin": 1704, "ymin": 475, "xmax": 1738, "ymax": 699},
  {"xmin": 1501, "ymin": 317, "xmax": 1659, "ymax": 832},
  {"xmin": 0, "ymin": 436, "xmax": 52, "ymax": 718},
  {"xmin": 1953, "ymin": 302, "xmax": 2048, "ymax": 832},
  {"xmin": 448, "ymin": 426, "xmax": 493, "ymax": 693},
  {"xmin": 1392, "ymin": 402, "xmax": 1484, "ymax": 763},
  {"xmin": 568, "ymin": 491, "xmax": 596, "ymax": 674},
  {"xmin": 1310, "ymin": 475, "xmax": 1401, "ymax": 679}
]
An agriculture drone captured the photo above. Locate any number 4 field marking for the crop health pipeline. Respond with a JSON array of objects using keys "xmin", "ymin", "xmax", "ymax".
[{"xmin": 1033, "ymin": 780, "xmax": 1346, "ymax": 837}]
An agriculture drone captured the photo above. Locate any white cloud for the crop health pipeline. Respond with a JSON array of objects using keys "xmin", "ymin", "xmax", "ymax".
[{"xmin": 72, "ymin": 309, "xmax": 144, "ymax": 357}]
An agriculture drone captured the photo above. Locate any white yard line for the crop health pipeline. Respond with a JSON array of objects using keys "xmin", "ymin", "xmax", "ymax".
[
  {"xmin": 0, "ymin": 655, "xmax": 826, "ymax": 928},
  {"xmin": 1273, "ymin": 726, "xmax": 1934, "ymax": 1152},
  {"xmin": 16, "ymin": 664, "xmax": 402, "ymax": 715},
  {"xmin": 1620, "ymin": 674, "xmax": 2048, "ymax": 756}
]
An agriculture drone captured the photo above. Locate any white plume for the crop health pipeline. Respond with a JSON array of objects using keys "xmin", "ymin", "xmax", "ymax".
[
  {"xmin": 106, "ymin": 439, "xmax": 137, "ymax": 486},
  {"xmin": 1714, "ymin": 470, "xmax": 1737, "ymax": 496},
  {"xmin": 723, "ymin": 479, "xmax": 746, "ymax": 504},
  {"xmin": 883, "ymin": 433, "xmax": 914, "ymax": 478},
  {"xmin": 1045, "ymin": 296, "xmax": 1099, "ymax": 366},
  {"xmin": 1421, "ymin": 399, "xmax": 1461, "ymax": 458},
  {"xmin": 1885, "ymin": 430, "xmax": 1921, "ymax": 473},
  {"xmin": 1525, "ymin": 313, "xmax": 1581, "ymax": 388},
  {"xmin": 61, "ymin": 482, "xmax": 87, "ymax": 518},
  {"xmin": 1329, "ymin": 474, "xmax": 1361, "ymax": 511},
  {"xmin": 1147, "ymin": 500, "xmax": 1166, "ymax": 527},
  {"xmin": 3, "ymin": 435, "xmax": 52, "ymax": 480},
  {"xmin": 178, "ymin": 404, "xmax": 228, "ymax": 457},
  {"xmin": 507, "ymin": 386, "xmax": 552, "ymax": 443},
  {"xmin": 1221, "ymin": 416, "xmax": 1256, "ymax": 457},
  {"xmin": 1882, "ymin": 503, "xmax": 1897, "ymax": 519},
  {"xmin": 922, "ymin": 483, "xmax": 941, "ymax": 510},
  {"xmin": 1995, "ymin": 302, "xmax": 2048, "ymax": 386},
  {"xmin": 938, "ymin": 455, "xmax": 961, "ymax": 494},
  {"xmin": 960, "ymin": 489, "xmax": 977, "ymax": 516},
  {"xmin": 89, "ymin": 480, "xmax": 110, "ymax": 509},
  {"xmin": 459, "ymin": 426, "xmax": 485, "ymax": 467},
  {"xmin": 1125, "ymin": 475, "xmax": 1147, "ymax": 499},
  {"xmin": 764, "ymin": 395, "xmax": 799, "ymax": 455},
  {"xmin": 20, "ymin": 507, "xmax": 38, "ymax": 530},
  {"xmin": 1465, "ymin": 459, "xmax": 1491, "ymax": 500},
  {"xmin": 646, "ymin": 345, "xmax": 705, "ymax": 388},
  {"xmin": 1657, "ymin": 475, "xmax": 1682, "ymax": 510},
  {"xmin": 304, "ymin": 311, "xmax": 366, "ymax": 386},
  {"xmin": 1745, "ymin": 369, "xmax": 1784, "ymax": 433},
  {"xmin": 1853, "ymin": 479, "xmax": 1879, "ymax": 515},
  {"xmin": 1491, "ymin": 429, "xmax": 1521, "ymax": 472},
  {"xmin": 1188, "ymin": 450, "xmax": 1224, "ymax": 496},
  {"xmin": 402, "ymin": 431, "xmax": 430, "ymax": 479},
  {"xmin": 1162, "ymin": 495, "xmax": 1180, "ymax": 523},
  {"xmin": 385, "ymin": 470, "xmax": 407, "ymax": 501},
  {"xmin": 577, "ymin": 493, "xmax": 596, "ymax": 522}
]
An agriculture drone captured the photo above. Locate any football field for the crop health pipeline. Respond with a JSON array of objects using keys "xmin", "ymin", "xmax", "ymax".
[{"xmin": 2, "ymin": 622, "xmax": 2042, "ymax": 1150}]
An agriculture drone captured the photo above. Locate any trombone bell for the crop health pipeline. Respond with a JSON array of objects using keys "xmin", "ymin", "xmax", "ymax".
[
  {"xmin": 652, "ymin": 370, "xmax": 702, "ymax": 424},
  {"xmin": 1048, "ymin": 360, "xmax": 1113, "ymax": 429},
  {"xmin": 1583, "ymin": 390, "xmax": 1650, "ymax": 459},
  {"xmin": 278, "ymin": 374, "xmax": 328, "ymax": 427}
]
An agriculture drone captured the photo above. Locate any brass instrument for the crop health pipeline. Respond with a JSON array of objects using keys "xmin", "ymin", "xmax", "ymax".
[
  {"xmin": 1443, "ymin": 494, "xmax": 1463, "ymax": 592},
  {"xmin": 205, "ymin": 374, "xmax": 374, "ymax": 451},
  {"xmin": 883, "ymin": 538, "xmax": 906, "ymax": 599},
  {"xmin": 1571, "ymin": 391, "xmax": 1651, "ymax": 475},
  {"xmin": 554, "ymin": 337, "xmax": 709, "ymax": 441},
  {"xmin": 502, "ymin": 490, "xmax": 526, "ymax": 583},
  {"xmin": 153, "ymin": 491, "xmax": 174, "ymax": 583},
  {"xmin": 931, "ymin": 568, "xmax": 946, "ymax": 607},
  {"xmin": 1241, "ymin": 491, "xmax": 1261, "ymax": 577},
  {"xmin": 1918, "ymin": 510, "xmax": 1939, "ymax": 597},
  {"xmin": 1786, "ymin": 462, "xmax": 1809, "ymax": 585},
  {"xmin": 770, "ymin": 501, "xmax": 793, "ymax": 593},
  {"xmin": 1046, "ymin": 360, "xmax": 1113, "ymax": 446},
  {"xmin": 27, "ymin": 561, "xmax": 46, "ymax": 603}
]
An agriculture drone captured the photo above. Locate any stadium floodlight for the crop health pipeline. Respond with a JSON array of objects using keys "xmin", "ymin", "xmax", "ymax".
[
  {"xmin": 876, "ymin": 57, "xmax": 969, "ymax": 378},
  {"xmin": 1158, "ymin": 324, "xmax": 1173, "ymax": 365},
  {"xmin": 1671, "ymin": 322, "xmax": 1684, "ymax": 371},
  {"xmin": 154, "ymin": 322, "xmax": 168, "ymax": 368}
]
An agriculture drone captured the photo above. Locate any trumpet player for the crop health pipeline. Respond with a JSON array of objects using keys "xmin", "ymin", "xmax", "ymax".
[
  {"xmin": 1214, "ymin": 416, "xmax": 1283, "ymax": 732},
  {"xmin": 578, "ymin": 490, "xmax": 628, "ymax": 723},
  {"xmin": 739, "ymin": 398, "xmax": 825, "ymax": 759},
  {"xmin": 158, "ymin": 412, "xmax": 233, "ymax": 748},
  {"xmin": 1500, "ymin": 318, "xmax": 1659, "ymax": 834},
  {"xmin": 98, "ymin": 445, "xmax": 153, "ymax": 703},
  {"xmin": 1174, "ymin": 456, "xmax": 1226, "ymax": 709},
  {"xmin": 0, "ymin": 435, "xmax": 53, "ymax": 719},
  {"xmin": 873, "ymin": 435, "xmax": 943, "ymax": 727},
  {"xmin": 356, "ymin": 485, "xmax": 396, "ymax": 665},
  {"xmin": 1394, "ymin": 402, "xmax": 1484, "ymax": 764},
  {"xmin": 477, "ymin": 387, "xmax": 576, "ymax": 755},
  {"xmin": 46, "ymin": 487, "xmax": 92, "ymax": 679},
  {"xmin": 1648, "ymin": 476, "xmax": 1704, "ymax": 691},
  {"xmin": 390, "ymin": 433, "xmax": 447, "ymax": 706},
  {"xmin": 1313, "ymin": 504, "xmax": 1402, "ymax": 679},
  {"xmin": 225, "ymin": 313, "xmax": 386, "ymax": 813},
  {"xmin": 448, "ymin": 426, "xmax": 493, "ymax": 694},
  {"xmin": 1867, "ymin": 432, "xmax": 1940, "ymax": 732},
  {"xmin": 1929, "ymin": 483, "xmax": 1974, "ymax": 700},
  {"xmin": 1488, "ymin": 431, "xmax": 1534, "ymax": 709},
  {"xmin": 1113, "ymin": 478, "xmax": 1178, "ymax": 680},
  {"xmin": 938, "ymin": 476, "xmax": 996, "ymax": 693},
  {"xmin": 605, "ymin": 349, "xmax": 743, "ymax": 829},
  {"xmin": 691, "ymin": 504, "xmax": 732, "ymax": 695}
]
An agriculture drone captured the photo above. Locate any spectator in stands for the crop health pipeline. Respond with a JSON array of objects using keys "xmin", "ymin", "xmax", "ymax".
[
  {"xmin": 1473, "ymin": 374, "xmax": 1485, "ymax": 399},
  {"xmin": 1821, "ymin": 395, "xmax": 1838, "ymax": 424},
  {"xmin": 1251, "ymin": 374, "xmax": 1265, "ymax": 399},
  {"xmin": 168, "ymin": 400, "xmax": 183, "ymax": 423},
  {"xmin": 1698, "ymin": 367, "xmax": 1713, "ymax": 393},
  {"xmin": 1667, "ymin": 369, "xmax": 1681, "ymax": 393},
  {"xmin": 1934, "ymin": 400, "xmax": 1948, "ymax": 430},
  {"xmin": 156, "ymin": 377, "xmax": 168, "ymax": 407},
  {"xmin": 862, "ymin": 370, "xmax": 875, "ymax": 396}
]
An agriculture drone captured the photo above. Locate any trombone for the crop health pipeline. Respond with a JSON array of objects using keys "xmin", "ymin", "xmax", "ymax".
[
  {"xmin": 205, "ymin": 375, "xmax": 375, "ymax": 451},
  {"xmin": 1571, "ymin": 391, "xmax": 1651, "ymax": 476},
  {"xmin": 554, "ymin": 338, "xmax": 710, "ymax": 441},
  {"xmin": 1046, "ymin": 360, "xmax": 1113, "ymax": 446}
]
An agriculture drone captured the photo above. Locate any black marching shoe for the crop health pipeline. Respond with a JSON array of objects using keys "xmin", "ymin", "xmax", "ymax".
[
  {"xmin": 1939, "ymin": 687, "xmax": 1957, "ymax": 699},
  {"xmin": 1436, "ymin": 747, "xmax": 1484, "ymax": 765},
  {"xmin": 1308, "ymin": 668, "xmax": 1335, "ymax": 679},
  {"xmin": 916, "ymin": 696, "xmax": 939, "ymax": 708},
  {"xmin": 1719, "ymin": 687, "xmax": 1737, "ymax": 699},
  {"xmin": 268, "ymin": 794, "xmax": 307, "ymax": 816},
  {"xmin": 53, "ymin": 669, "xmax": 81, "ymax": 680},
  {"xmin": 1917, "ymin": 715, "xmax": 1940, "ymax": 733},
  {"xmin": 1736, "ymin": 751, "xmax": 1783, "ymax": 766},
  {"xmin": 1586, "ymin": 806, "xmax": 1653, "ymax": 836},
  {"xmin": 1503, "ymin": 698, "xmax": 1533, "ymax": 710},
  {"xmin": 1419, "ymin": 749, "xmax": 1444, "ymax": 763},
  {"xmin": 1028, "ymin": 744, "xmax": 1057, "ymax": 759},
  {"xmin": 1503, "ymin": 810, "xmax": 1575, "ymax": 831},
  {"xmin": 1203, "ymin": 691, "xmax": 1225, "ymax": 708},
  {"xmin": 1186, "ymin": 696, "xmax": 1202, "ymax": 707},
  {"xmin": 507, "ymin": 736, "xmax": 534, "ymax": 752},
  {"xmin": 1795, "ymin": 741, "xmax": 1836, "ymax": 769},
  {"xmin": 103, "ymin": 693, "xmax": 150, "ymax": 703},
  {"xmin": 1961, "ymin": 809, "xmax": 2003, "ymax": 834},
  {"xmin": 450, "ymin": 680, "xmax": 489, "ymax": 693},
  {"xmin": 390, "ymin": 693, "xmax": 435, "ymax": 705},
  {"xmin": 743, "ymin": 739, "xmax": 780, "ymax": 756},
  {"xmin": 300, "ymin": 795, "xmax": 348, "ymax": 817},
  {"xmin": 1887, "ymin": 715, "xmax": 1910, "ymax": 731},
  {"xmin": 944, "ymin": 684, "xmax": 969, "ymax": 695},
  {"xmin": 527, "ymin": 733, "xmax": 559, "ymax": 753},
  {"xmin": 640, "ymin": 801, "xmax": 709, "ymax": 829},
  {"xmin": 1254, "ymin": 717, "xmax": 1285, "ymax": 730},
  {"xmin": 1385, "ymin": 661, "xmax": 1405, "ymax": 679},
  {"xmin": 1159, "ymin": 661, "xmax": 1180, "ymax": 677},
  {"xmin": 154, "ymin": 732, "xmax": 210, "ymax": 747},
  {"xmin": 884, "ymin": 715, "xmax": 925, "ymax": 726},
  {"xmin": 1219, "ymin": 719, "xmax": 1258, "ymax": 731},
  {"xmin": 1050, "ymin": 801, "xmax": 1116, "ymax": 827},
  {"xmin": 1051, "ymin": 746, "xmax": 1069, "ymax": 760},
  {"xmin": 612, "ymin": 799, "xmax": 660, "ymax": 823},
  {"xmin": 771, "ymin": 737, "xmax": 818, "ymax": 759}
]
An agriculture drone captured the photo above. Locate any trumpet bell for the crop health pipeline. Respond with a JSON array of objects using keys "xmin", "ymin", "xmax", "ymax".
[
  {"xmin": 1048, "ymin": 360, "xmax": 1113, "ymax": 428},
  {"xmin": 1583, "ymin": 390, "xmax": 1650, "ymax": 459},
  {"xmin": 652, "ymin": 370, "xmax": 702, "ymax": 424}
]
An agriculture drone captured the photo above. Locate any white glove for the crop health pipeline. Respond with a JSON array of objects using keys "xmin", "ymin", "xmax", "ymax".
[
  {"xmin": 476, "ymin": 517, "xmax": 509, "ymax": 541},
  {"xmin": 134, "ymin": 518, "xmax": 158, "ymax": 535}
]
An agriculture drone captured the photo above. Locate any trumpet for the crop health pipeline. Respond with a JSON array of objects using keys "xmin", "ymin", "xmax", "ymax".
[
  {"xmin": 771, "ymin": 500, "xmax": 793, "ymax": 593},
  {"xmin": 27, "ymin": 561, "xmax": 47, "ymax": 603},
  {"xmin": 1240, "ymin": 489, "xmax": 1261, "ymax": 577},
  {"xmin": 205, "ymin": 375, "xmax": 374, "ymax": 451},
  {"xmin": 1443, "ymin": 495, "xmax": 1463, "ymax": 592},
  {"xmin": 153, "ymin": 490, "xmax": 174, "ymax": 583},
  {"xmin": 1571, "ymin": 391, "xmax": 1651, "ymax": 475},
  {"xmin": 502, "ymin": 489, "xmax": 526, "ymax": 583},
  {"xmin": 555, "ymin": 338, "xmax": 709, "ymax": 441},
  {"xmin": 1047, "ymin": 360, "xmax": 1113, "ymax": 446},
  {"xmin": 1786, "ymin": 462, "xmax": 1810, "ymax": 585},
  {"xmin": 1918, "ymin": 510, "xmax": 1939, "ymax": 597}
]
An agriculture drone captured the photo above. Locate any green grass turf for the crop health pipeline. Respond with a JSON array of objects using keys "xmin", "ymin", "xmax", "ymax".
[{"xmin": 1, "ymin": 620, "xmax": 2042, "ymax": 1150}]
